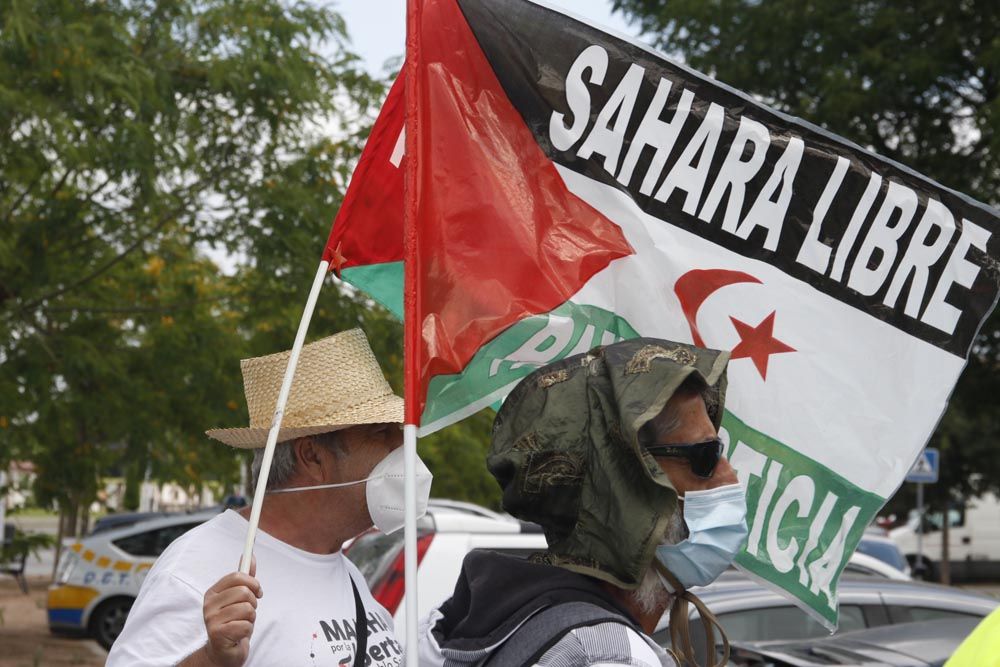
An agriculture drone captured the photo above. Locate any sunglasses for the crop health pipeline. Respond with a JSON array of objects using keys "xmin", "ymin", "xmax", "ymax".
[{"xmin": 645, "ymin": 438, "xmax": 724, "ymax": 479}]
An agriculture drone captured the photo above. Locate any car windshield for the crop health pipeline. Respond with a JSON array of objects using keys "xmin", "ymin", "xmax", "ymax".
[{"xmin": 856, "ymin": 539, "xmax": 907, "ymax": 571}]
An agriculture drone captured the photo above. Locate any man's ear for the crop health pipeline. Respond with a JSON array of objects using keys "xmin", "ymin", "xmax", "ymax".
[{"xmin": 294, "ymin": 437, "xmax": 329, "ymax": 483}]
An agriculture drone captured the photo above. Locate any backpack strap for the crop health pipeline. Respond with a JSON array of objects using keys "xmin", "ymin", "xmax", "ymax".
[
  {"xmin": 480, "ymin": 601, "xmax": 637, "ymax": 667},
  {"xmin": 348, "ymin": 573, "xmax": 368, "ymax": 667}
]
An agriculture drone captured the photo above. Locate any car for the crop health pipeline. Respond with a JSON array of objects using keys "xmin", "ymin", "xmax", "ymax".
[
  {"xmin": 728, "ymin": 616, "xmax": 982, "ymax": 666},
  {"xmin": 650, "ymin": 570, "xmax": 998, "ymax": 665},
  {"xmin": 856, "ymin": 532, "xmax": 911, "ymax": 577},
  {"xmin": 89, "ymin": 511, "xmax": 168, "ymax": 536},
  {"xmin": 346, "ymin": 499, "xmax": 546, "ymax": 631},
  {"xmin": 47, "ymin": 510, "xmax": 218, "ymax": 649},
  {"xmin": 843, "ymin": 550, "xmax": 910, "ymax": 580},
  {"xmin": 890, "ymin": 493, "xmax": 1000, "ymax": 581},
  {"xmin": 345, "ymin": 500, "xmax": 922, "ymax": 635}
]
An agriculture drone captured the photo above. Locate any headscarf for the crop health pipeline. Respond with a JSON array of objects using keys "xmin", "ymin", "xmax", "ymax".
[{"xmin": 488, "ymin": 337, "xmax": 729, "ymax": 588}]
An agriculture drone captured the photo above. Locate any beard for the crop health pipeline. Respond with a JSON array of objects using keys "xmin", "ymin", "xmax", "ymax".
[{"xmin": 630, "ymin": 504, "xmax": 685, "ymax": 616}]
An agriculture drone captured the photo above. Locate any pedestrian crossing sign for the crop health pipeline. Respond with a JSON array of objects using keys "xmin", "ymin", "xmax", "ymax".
[{"xmin": 906, "ymin": 448, "xmax": 939, "ymax": 483}]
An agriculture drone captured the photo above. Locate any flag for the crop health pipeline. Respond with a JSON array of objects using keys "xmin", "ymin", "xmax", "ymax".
[{"xmin": 325, "ymin": 0, "xmax": 1000, "ymax": 627}]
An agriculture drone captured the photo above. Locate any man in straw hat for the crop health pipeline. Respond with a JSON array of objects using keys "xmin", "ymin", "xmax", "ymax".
[
  {"xmin": 109, "ymin": 328, "xmax": 432, "ymax": 667},
  {"xmin": 418, "ymin": 338, "xmax": 747, "ymax": 667}
]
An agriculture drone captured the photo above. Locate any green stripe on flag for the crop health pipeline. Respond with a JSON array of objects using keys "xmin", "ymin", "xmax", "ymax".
[
  {"xmin": 723, "ymin": 412, "xmax": 885, "ymax": 628},
  {"xmin": 341, "ymin": 262, "xmax": 404, "ymax": 318},
  {"xmin": 420, "ymin": 301, "xmax": 639, "ymax": 430}
]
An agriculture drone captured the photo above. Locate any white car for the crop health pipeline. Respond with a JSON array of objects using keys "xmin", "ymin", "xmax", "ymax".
[
  {"xmin": 345, "ymin": 500, "xmax": 912, "ymax": 635},
  {"xmin": 890, "ymin": 492, "xmax": 1000, "ymax": 581},
  {"xmin": 47, "ymin": 510, "xmax": 218, "ymax": 649},
  {"xmin": 346, "ymin": 499, "xmax": 546, "ymax": 633}
]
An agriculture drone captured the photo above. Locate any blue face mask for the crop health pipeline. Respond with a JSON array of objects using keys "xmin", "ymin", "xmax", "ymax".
[{"xmin": 655, "ymin": 483, "xmax": 748, "ymax": 592}]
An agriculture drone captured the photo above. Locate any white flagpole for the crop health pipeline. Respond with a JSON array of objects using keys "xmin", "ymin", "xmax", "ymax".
[
  {"xmin": 403, "ymin": 424, "xmax": 419, "ymax": 663},
  {"xmin": 240, "ymin": 260, "xmax": 330, "ymax": 574}
]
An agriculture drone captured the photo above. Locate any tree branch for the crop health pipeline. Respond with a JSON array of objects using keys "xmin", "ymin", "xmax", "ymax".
[
  {"xmin": 1, "ymin": 174, "xmax": 44, "ymax": 227},
  {"xmin": 43, "ymin": 294, "xmax": 230, "ymax": 315},
  {"xmin": 14, "ymin": 203, "xmax": 186, "ymax": 315}
]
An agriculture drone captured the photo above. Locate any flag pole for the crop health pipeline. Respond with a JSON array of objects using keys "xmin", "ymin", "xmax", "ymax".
[
  {"xmin": 403, "ymin": 0, "xmax": 421, "ymax": 661},
  {"xmin": 240, "ymin": 260, "xmax": 330, "ymax": 574}
]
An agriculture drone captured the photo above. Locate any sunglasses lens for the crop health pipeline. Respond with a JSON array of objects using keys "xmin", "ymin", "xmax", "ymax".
[{"xmin": 691, "ymin": 441, "xmax": 722, "ymax": 478}]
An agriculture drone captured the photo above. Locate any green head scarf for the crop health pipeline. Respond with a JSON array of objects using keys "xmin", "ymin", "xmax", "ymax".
[{"xmin": 488, "ymin": 337, "xmax": 729, "ymax": 589}]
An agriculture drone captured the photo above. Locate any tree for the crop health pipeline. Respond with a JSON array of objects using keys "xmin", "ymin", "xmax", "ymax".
[
  {"xmin": 0, "ymin": 0, "xmax": 386, "ymax": 534},
  {"xmin": 612, "ymin": 0, "xmax": 1000, "ymax": 201},
  {"xmin": 613, "ymin": 0, "xmax": 1000, "ymax": 577},
  {"xmin": 0, "ymin": 0, "xmax": 501, "ymax": 527}
]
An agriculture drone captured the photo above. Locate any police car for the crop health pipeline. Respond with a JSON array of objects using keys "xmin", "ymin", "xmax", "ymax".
[{"xmin": 47, "ymin": 510, "xmax": 218, "ymax": 650}]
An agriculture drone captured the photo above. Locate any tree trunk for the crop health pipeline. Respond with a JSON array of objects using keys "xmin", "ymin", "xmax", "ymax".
[
  {"xmin": 123, "ymin": 459, "xmax": 141, "ymax": 511},
  {"xmin": 940, "ymin": 506, "xmax": 951, "ymax": 585},
  {"xmin": 51, "ymin": 504, "xmax": 65, "ymax": 582},
  {"xmin": 61, "ymin": 499, "xmax": 79, "ymax": 539},
  {"xmin": 78, "ymin": 501, "xmax": 90, "ymax": 538}
]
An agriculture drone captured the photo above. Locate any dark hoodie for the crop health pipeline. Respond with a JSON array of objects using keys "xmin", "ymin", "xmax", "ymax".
[{"xmin": 416, "ymin": 550, "xmax": 659, "ymax": 665}]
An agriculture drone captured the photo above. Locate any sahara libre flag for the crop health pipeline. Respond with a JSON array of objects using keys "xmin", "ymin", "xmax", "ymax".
[{"xmin": 325, "ymin": 0, "xmax": 1000, "ymax": 628}]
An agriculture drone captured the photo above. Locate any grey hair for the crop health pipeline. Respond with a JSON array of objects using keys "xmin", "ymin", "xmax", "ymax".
[
  {"xmin": 631, "ymin": 505, "xmax": 685, "ymax": 615},
  {"xmin": 249, "ymin": 430, "xmax": 345, "ymax": 494}
]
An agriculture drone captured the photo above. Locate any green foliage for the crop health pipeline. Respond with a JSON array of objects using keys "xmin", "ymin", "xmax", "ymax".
[
  {"xmin": 0, "ymin": 0, "xmax": 416, "ymax": 516},
  {"xmin": 420, "ymin": 410, "xmax": 503, "ymax": 510},
  {"xmin": 0, "ymin": 530, "xmax": 55, "ymax": 563},
  {"xmin": 0, "ymin": 0, "xmax": 499, "ymax": 515},
  {"xmin": 613, "ymin": 0, "xmax": 1000, "ymax": 507}
]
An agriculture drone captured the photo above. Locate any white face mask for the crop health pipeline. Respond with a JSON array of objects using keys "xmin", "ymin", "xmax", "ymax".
[{"xmin": 268, "ymin": 446, "xmax": 433, "ymax": 534}]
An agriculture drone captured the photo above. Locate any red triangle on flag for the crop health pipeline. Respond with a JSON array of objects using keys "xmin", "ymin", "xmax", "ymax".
[{"xmin": 329, "ymin": 0, "xmax": 633, "ymax": 422}]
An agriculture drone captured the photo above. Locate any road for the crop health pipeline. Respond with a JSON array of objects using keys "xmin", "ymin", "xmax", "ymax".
[{"xmin": 0, "ymin": 577, "xmax": 105, "ymax": 667}]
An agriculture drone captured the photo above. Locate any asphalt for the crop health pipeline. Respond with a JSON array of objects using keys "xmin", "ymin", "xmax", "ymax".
[{"xmin": 0, "ymin": 577, "xmax": 106, "ymax": 667}]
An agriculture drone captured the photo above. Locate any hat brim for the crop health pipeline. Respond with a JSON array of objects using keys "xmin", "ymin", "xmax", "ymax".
[{"xmin": 206, "ymin": 394, "xmax": 403, "ymax": 449}]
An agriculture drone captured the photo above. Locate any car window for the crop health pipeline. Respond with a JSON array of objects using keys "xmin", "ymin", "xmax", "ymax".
[
  {"xmin": 886, "ymin": 605, "xmax": 980, "ymax": 624},
  {"xmin": 346, "ymin": 531, "xmax": 404, "ymax": 587},
  {"xmin": 652, "ymin": 605, "xmax": 867, "ymax": 664},
  {"xmin": 709, "ymin": 604, "xmax": 867, "ymax": 643},
  {"xmin": 112, "ymin": 522, "xmax": 200, "ymax": 558},
  {"xmin": 910, "ymin": 505, "xmax": 966, "ymax": 533}
]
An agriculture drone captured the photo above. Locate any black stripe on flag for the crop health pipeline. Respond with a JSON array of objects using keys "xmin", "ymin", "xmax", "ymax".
[{"xmin": 456, "ymin": 0, "xmax": 1000, "ymax": 358}]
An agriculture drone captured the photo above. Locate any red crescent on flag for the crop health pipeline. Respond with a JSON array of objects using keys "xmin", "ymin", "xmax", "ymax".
[{"xmin": 674, "ymin": 269, "xmax": 762, "ymax": 347}]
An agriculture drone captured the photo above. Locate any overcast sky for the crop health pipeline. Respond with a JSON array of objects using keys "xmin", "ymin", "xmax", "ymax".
[{"xmin": 334, "ymin": 0, "xmax": 640, "ymax": 75}]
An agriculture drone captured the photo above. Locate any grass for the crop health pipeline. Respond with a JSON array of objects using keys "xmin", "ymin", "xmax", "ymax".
[{"xmin": 5, "ymin": 507, "xmax": 58, "ymax": 519}]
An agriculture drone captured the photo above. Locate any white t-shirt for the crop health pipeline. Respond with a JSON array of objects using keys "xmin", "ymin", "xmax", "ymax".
[{"xmin": 107, "ymin": 510, "xmax": 401, "ymax": 667}]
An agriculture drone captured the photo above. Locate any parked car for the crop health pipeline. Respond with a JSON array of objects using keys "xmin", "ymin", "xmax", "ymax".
[
  {"xmin": 48, "ymin": 510, "xmax": 218, "ymax": 649},
  {"xmin": 890, "ymin": 492, "xmax": 1000, "ymax": 581},
  {"xmin": 843, "ymin": 551, "xmax": 910, "ymax": 580},
  {"xmin": 346, "ymin": 501, "xmax": 923, "ymax": 634},
  {"xmin": 856, "ymin": 533, "xmax": 911, "ymax": 576},
  {"xmin": 346, "ymin": 499, "xmax": 545, "ymax": 631},
  {"xmin": 728, "ymin": 616, "xmax": 982, "ymax": 666},
  {"xmin": 89, "ymin": 511, "xmax": 168, "ymax": 536},
  {"xmin": 650, "ymin": 570, "xmax": 998, "ymax": 665}
]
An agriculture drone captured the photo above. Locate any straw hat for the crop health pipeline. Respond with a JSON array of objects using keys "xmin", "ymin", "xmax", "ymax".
[{"xmin": 206, "ymin": 329, "xmax": 403, "ymax": 449}]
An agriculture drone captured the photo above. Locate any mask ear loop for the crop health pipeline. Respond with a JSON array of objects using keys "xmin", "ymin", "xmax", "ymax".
[
  {"xmin": 654, "ymin": 561, "xmax": 730, "ymax": 667},
  {"xmin": 266, "ymin": 475, "xmax": 375, "ymax": 494}
]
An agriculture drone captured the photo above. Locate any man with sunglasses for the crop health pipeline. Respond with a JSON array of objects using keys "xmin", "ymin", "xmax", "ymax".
[{"xmin": 418, "ymin": 337, "xmax": 747, "ymax": 667}]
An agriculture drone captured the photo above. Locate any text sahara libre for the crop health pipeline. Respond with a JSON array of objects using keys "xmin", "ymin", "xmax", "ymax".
[{"xmin": 550, "ymin": 44, "xmax": 990, "ymax": 338}]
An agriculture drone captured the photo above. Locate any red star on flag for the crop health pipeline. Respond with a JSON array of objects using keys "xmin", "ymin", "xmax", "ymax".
[
  {"xmin": 729, "ymin": 311, "xmax": 796, "ymax": 380},
  {"xmin": 329, "ymin": 242, "xmax": 347, "ymax": 278}
]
